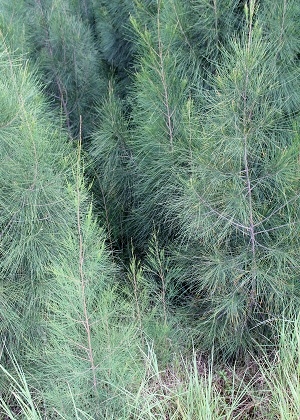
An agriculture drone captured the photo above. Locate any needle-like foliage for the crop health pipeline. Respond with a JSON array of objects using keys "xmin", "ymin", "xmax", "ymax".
[
  {"xmin": 170, "ymin": 5, "xmax": 300, "ymax": 356},
  {"xmin": 128, "ymin": 0, "xmax": 192, "ymax": 250},
  {"xmin": 89, "ymin": 84, "xmax": 133, "ymax": 253},
  {"xmin": 260, "ymin": 0, "xmax": 300, "ymax": 116},
  {"xmin": 1, "ymin": 4, "xmax": 300, "ymax": 416},
  {"xmin": 0, "ymin": 33, "xmax": 143, "ymax": 418},
  {"xmin": 2, "ymin": 0, "xmax": 107, "ymax": 139},
  {"xmin": 127, "ymin": 0, "xmax": 247, "ymax": 251},
  {"xmin": 0, "ymin": 36, "xmax": 74, "ymax": 367},
  {"xmin": 91, "ymin": 0, "xmax": 157, "ymax": 96},
  {"xmin": 30, "ymin": 171, "xmax": 143, "ymax": 418},
  {"xmin": 157, "ymin": 0, "xmax": 242, "ymax": 85}
]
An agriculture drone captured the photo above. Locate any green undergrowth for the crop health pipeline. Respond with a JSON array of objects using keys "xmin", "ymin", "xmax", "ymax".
[{"xmin": 2, "ymin": 314, "xmax": 300, "ymax": 419}]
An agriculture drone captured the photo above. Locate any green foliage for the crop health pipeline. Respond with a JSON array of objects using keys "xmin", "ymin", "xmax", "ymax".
[
  {"xmin": 260, "ymin": 314, "xmax": 300, "ymax": 418},
  {"xmin": 91, "ymin": 0, "xmax": 156, "ymax": 95},
  {"xmin": 127, "ymin": 0, "xmax": 245, "ymax": 250},
  {"xmin": 1, "ymin": 0, "xmax": 300, "ymax": 416},
  {"xmin": 0, "ymin": 354, "xmax": 44, "ymax": 420},
  {"xmin": 0, "ymin": 38, "xmax": 75, "ymax": 363},
  {"xmin": 157, "ymin": 0, "xmax": 242, "ymax": 84},
  {"xmin": 1, "ymin": 0, "xmax": 107, "ymax": 139},
  {"xmin": 128, "ymin": 1, "xmax": 191, "ymax": 250},
  {"xmin": 0, "ymin": 0, "xmax": 28, "ymax": 54},
  {"xmin": 0, "ymin": 34, "xmax": 142, "ymax": 418},
  {"xmin": 92, "ymin": 0, "xmax": 136, "ymax": 70},
  {"xmin": 89, "ymin": 84, "xmax": 133, "ymax": 252},
  {"xmin": 26, "ymin": 0, "xmax": 107, "ymax": 138},
  {"xmin": 260, "ymin": 0, "xmax": 300, "ymax": 116},
  {"xmin": 171, "ymin": 19, "xmax": 300, "ymax": 356},
  {"xmin": 127, "ymin": 235, "xmax": 187, "ymax": 365},
  {"xmin": 30, "ymin": 195, "xmax": 143, "ymax": 417},
  {"xmin": 68, "ymin": 0, "xmax": 95, "ymax": 24}
]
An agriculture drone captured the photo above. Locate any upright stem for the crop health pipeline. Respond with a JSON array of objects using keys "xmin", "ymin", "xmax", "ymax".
[
  {"xmin": 35, "ymin": 0, "xmax": 73, "ymax": 139},
  {"xmin": 243, "ymin": 3, "xmax": 257, "ymax": 306},
  {"xmin": 243, "ymin": 129, "xmax": 257, "ymax": 305},
  {"xmin": 157, "ymin": 0, "xmax": 174, "ymax": 152},
  {"xmin": 156, "ymin": 248, "xmax": 167, "ymax": 327},
  {"xmin": 129, "ymin": 254, "xmax": 144, "ymax": 345},
  {"xmin": 76, "ymin": 116, "xmax": 98, "ymax": 393}
]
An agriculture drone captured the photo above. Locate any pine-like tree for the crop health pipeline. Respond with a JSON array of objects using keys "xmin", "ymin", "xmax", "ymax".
[
  {"xmin": 170, "ymin": 3, "xmax": 300, "ymax": 356},
  {"xmin": 127, "ymin": 0, "xmax": 192, "ymax": 251},
  {"xmin": 126, "ymin": 0, "xmax": 245, "ymax": 251},
  {"xmin": 1, "ymin": 0, "xmax": 299, "ymax": 385},
  {"xmin": 30, "ymin": 164, "xmax": 143, "ymax": 418},
  {"xmin": 0, "ymin": 34, "xmax": 143, "ymax": 418},
  {"xmin": 155, "ymin": 0, "xmax": 242, "ymax": 85},
  {"xmin": 0, "ymin": 37, "xmax": 74, "ymax": 365}
]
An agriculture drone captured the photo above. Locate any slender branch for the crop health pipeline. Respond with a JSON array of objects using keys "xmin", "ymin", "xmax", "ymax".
[
  {"xmin": 243, "ymin": 4, "xmax": 257, "ymax": 306},
  {"xmin": 157, "ymin": 0, "xmax": 174, "ymax": 152},
  {"xmin": 275, "ymin": 0, "xmax": 287, "ymax": 61},
  {"xmin": 254, "ymin": 193, "xmax": 300, "ymax": 228},
  {"xmin": 192, "ymin": 186, "xmax": 250, "ymax": 234},
  {"xmin": 35, "ymin": 0, "xmax": 73, "ymax": 139},
  {"xmin": 157, "ymin": 252, "xmax": 167, "ymax": 327},
  {"xmin": 256, "ymin": 221, "xmax": 298, "ymax": 235},
  {"xmin": 247, "ymin": 0, "xmax": 254, "ymax": 53},
  {"xmin": 76, "ymin": 115, "xmax": 98, "ymax": 393},
  {"xmin": 99, "ymin": 179, "xmax": 115, "ymax": 254},
  {"xmin": 171, "ymin": 1, "xmax": 193, "ymax": 51},
  {"xmin": 129, "ymin": 254, "xmax": 144, "ymax": 345},
  {"xmin": 212, "ymin": 0, "xmax": 219, "ymax": 45}
]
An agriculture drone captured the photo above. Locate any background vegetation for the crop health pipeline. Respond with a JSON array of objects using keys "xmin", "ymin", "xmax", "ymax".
[{"xmin": 0, "ymin": 0, "xmax": 300, "ymax": 418}]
